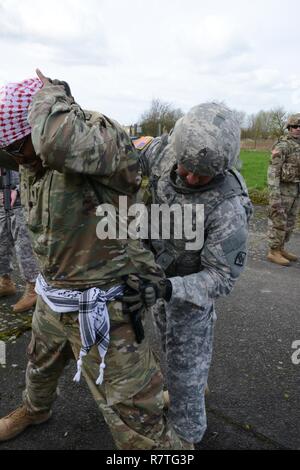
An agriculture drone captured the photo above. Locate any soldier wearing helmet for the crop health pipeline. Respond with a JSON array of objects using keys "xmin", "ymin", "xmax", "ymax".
[
  {"xmin": 138, "ymin": 103, "xmax": 253, "ymax": 446},
  {"xmin": 267, "ymin": 113, "xmax": 300, "ymax": 265}
]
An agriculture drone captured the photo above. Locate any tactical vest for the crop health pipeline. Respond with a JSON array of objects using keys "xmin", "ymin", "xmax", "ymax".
[{"xmin": 149, "ymin": 166, "xmax": 251, "ymax": 277}]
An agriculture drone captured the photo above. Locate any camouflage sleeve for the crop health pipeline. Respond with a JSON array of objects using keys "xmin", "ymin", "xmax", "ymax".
[
  {"xmin": 267, "ymin": 141, "xmax": 286, "ymax": 202},
  {"xmin": 169, "ymin": 198, "xmax": 249, "ymax": 307},
  {"xmin": 28, "ymin": 84, "xmax": 122, "ymax": 176}
]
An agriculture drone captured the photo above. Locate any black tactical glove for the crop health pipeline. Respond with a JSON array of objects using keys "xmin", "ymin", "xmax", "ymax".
[
  {"xmin": 45, "ymin": 77, "xmax": 73, "ymax": 99},
  {"xmin": 50, "ymin": 79, "xmax": 72, "ymax": 97},
  {"xmin": 122, "ymin": 274, "xmax": 172, "ymax": 311}
]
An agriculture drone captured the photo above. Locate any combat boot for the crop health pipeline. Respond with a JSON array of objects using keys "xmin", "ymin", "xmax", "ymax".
[
  {"xmin": 13, "ymin": 282, "xmax": 37, "ymax": 313},
  {"xmin": 280, "ymin": 249, "xmax": 298, "ymax": 262},
  {"xmin": 267, "ymin": 250, "xmax": 290, "ymax": 266},
  {"xmin": 0, "ymin": 406, "xmax": 51, "ymax": 442},
  {"xmin": 0, "ymin": 275, "xmax": 16, "ymax": 298}
]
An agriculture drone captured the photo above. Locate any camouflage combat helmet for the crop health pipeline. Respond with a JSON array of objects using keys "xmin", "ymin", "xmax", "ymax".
[
  {"xmin": 286, "ymin": 113, "xmax": 300, "ymax": 129},
  {"xmin": 170, "ymin": 102, "xmax": 240, "ymax": 177}
]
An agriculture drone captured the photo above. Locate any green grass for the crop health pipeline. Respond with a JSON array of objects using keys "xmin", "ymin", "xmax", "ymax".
[
  {"xmin": 239, "ymin": 150, "xmax": 270, "ymax": 205},
  {"xmin": 239, "ymin": 150, "xmax": 269, "ymax": 190}
]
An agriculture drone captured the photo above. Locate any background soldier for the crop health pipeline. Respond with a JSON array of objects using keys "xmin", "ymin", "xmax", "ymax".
[
  {"xmin": 0, "ymin": 168, "xmax": 39, "ymax": 312},
  {"xmin": 267, "ymin": 114, "xmax": 300, "ymax": 265},
  {"xmin": 135, "ymin": 103, "xmax": 253, "ymax": 446},
  {"xmin": 0, "ymin": 71, "xmax": 188, "ymax": 450}
]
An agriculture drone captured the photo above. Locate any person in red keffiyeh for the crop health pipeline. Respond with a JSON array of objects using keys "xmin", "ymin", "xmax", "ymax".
[
  {"xmin": 0, "ymin": 78, "xmax": 43, "ymax": 148},
  {"xmin": 0, "ymin": 70, "xmax": 189, "ymax": 450},
  {"xmin": 0, "ymin": 79, "xmax": 41, "ymax": 312}
]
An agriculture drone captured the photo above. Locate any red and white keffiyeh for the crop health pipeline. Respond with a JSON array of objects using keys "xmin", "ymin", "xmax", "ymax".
[{"xmin": 0, "ymin": 78, "xmax": 42, "ymax": 149}]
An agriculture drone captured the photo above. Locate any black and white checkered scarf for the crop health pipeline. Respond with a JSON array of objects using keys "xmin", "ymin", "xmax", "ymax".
[{"xmin": 35, "ymin": 274, "xmax": 124, "ymax": 385}]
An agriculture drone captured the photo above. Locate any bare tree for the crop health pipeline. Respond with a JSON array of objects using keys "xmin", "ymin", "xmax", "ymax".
[
  {"xmin": 241, "ymin": 107, "xmax": 289, "ymax": 145},
  {"xmin": 139, "ymin": 99, "xmax": 184, "ymax": 136},
  {"xmin": 268, "ymin": 107, "xmax": 288, "ymax": 138}
]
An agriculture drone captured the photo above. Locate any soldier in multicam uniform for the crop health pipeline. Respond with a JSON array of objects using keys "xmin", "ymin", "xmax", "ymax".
[
  {"xmin": 136, "ymin": 103, "xmax": 253, "ymax": 445},
  {"xmin": 267, "ymin": 114, "xmax": 300, "ymax": 266},
  {"xmin": 0, "ymin": 71, "xmax": 188, "ymax": 450},
  {"xmin": 0, "ymin": 168, "xmax": 39, "ymax": 312}
]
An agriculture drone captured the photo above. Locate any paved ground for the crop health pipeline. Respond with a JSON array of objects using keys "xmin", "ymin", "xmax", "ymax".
[{"xmin": 0, "ymin": 206, "xmax": 299, "ymax": 450}]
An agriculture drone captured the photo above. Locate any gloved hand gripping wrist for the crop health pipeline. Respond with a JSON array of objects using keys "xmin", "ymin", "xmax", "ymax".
[{"xmin": 122, "ymin": 274, "xmax": 173, "ymax": 310}]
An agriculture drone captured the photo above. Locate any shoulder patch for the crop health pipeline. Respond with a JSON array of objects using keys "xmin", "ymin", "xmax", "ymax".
[
  {"xmin": 235, "ymin": 252, "xmax": 247, "ymax": 267},
  {"xmin": 133, "ymin": 136, "xmax": 154, "ymax": 151},
  {"xmin": 271, "ymin": 149, "xmax": 281, "ymax": 157}
]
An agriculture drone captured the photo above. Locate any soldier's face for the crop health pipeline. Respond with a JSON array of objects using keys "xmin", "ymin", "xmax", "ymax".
[
  {"xmin": 177, "ymin": 164, "xmax": 213, "ymax": 186},
  {"xmin": 289, "ymin": 125, "xmax": 300, "ymax": 139}
]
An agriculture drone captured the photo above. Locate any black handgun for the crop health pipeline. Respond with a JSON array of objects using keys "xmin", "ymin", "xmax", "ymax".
[
  {"xmin": 122, "ymin": 275, "xmax": 146, "ymax": 344},
  {"xmin": 129, "ymin": 308, "xmax": 145, "ymax": 344},
  {"xmin": 0, "ymin": 168, "xmax": 11, "ymax": 212}
]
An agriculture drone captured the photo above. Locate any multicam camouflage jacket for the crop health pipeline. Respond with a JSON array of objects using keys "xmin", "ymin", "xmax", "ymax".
[
  {"xmin": 268, "ymin": 135, "xmax": 300, "ymax": 201},
  {"xmin": 140, "ymin": 136, "xmax": 253, "ymax": 307},
  {"xmin": 0, "ymin": 84, "xmax": 163, "ymax": 289}
]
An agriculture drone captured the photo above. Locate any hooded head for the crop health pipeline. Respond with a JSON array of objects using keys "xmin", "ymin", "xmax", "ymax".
[
  {"xmin": 0, "ymin": 78, "xmax": 42, "ymax": 149},
  {"xmin": 171, "ymin": 102, "xmax": 240, "ymax": 177}
]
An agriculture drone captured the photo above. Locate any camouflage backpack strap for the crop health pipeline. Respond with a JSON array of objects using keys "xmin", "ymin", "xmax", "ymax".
[
  {"xmin": 202, "ymin": 170, "xmax": 248, "ymax": 220},
  {"xmin": 227, "ymin": 168, "xmax": 249, "ymax": 197},
  {"xmin": 138, "ymin": 135, "xmax": 171, "ymax": 205}
]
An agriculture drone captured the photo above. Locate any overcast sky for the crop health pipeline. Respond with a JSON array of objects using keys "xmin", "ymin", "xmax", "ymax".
[{"xmin": 1, "ymin": 0, "xmax": 299, "ymax": 124}]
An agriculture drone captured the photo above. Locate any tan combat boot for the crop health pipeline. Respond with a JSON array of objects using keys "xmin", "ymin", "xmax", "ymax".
[
  {"xmin": 13, "ymin": 282, "xmax": 37, "ymax": 313},
  {"xmin": 267, "ymin": 250, "xmax": 290, "ymax": 266},
  {"xmin": 0, "ymin": 406, "xmax": 51, "ymax": 442},
  {"xmin": 0, "ymin": 275, "xmax": 16, "ymax": 298},
  {"xmin": 280, "ymin": 249, "xmax": 298, "ymax": 262}
]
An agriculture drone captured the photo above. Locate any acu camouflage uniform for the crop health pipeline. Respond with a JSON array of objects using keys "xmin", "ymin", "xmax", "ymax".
[
  {"xmin": 139, "ymin": 103, "xmax": 252, "ymax": 443},
  {"xmin": 268, "ymin": 134, "xmax": 300, "ymax": 249},
  {"xmin": 0, "ymin": 82, "xmax": 185, "ymax": 450},
  {"xmin": 0, "ymin": 169, "xmax": 39, "ymax": 283}
]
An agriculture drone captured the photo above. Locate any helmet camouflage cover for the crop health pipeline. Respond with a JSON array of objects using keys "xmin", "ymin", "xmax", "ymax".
[
  {"xmin": 170, "ymin": 102, "xmax": 240, "ymax": 177},
  {"xmin": 286, "ymin": 113, "xmax": 300, "ymax": 129}
]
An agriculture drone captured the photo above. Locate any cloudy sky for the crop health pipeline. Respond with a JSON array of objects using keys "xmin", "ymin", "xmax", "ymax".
[{"xmin": 1, "ymin": 0, "xmax": 299, "ymax": 124}]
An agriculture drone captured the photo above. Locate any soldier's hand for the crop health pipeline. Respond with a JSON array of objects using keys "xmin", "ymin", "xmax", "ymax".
[
  {"xmin": 10, "ymin": 189, "xmax": 18, "ymax": 208},
  {"xmin": 36, "ymin": 69, "xmax": 73, "ymax": 98},
  {"xmin": 142, "ymin": 279, "xmax": 173, "ymax": 307},
  {"xmin": 122, "ymin": 274, "xmax": 173, "ymax": 310},
  {"xmin": 122, "ymin": 274, "xmax": 143, "ymax": 313},
  {"xmin": 36, "ymin": 69, "xmax": 52, "ymax": 87}
]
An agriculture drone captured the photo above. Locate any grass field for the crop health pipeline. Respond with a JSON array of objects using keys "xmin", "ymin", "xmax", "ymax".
[
  {"xmin": 239, "ymin": 150, "xmax": 270, "ymax": 204},
  {"xmin": 239, "ymin": 150, "xmax": 269, "ymax": 190}
]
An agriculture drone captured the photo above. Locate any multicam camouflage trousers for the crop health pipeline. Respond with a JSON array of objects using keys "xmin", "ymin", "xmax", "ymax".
[
  {"xmin": 153, "ymin": 298, "xmax": 215, "ymax": 444},
  {"xmin": 22, "ymin": 295, "xmax": 187, "ymax": 450},
  {"xmin": 0, "ymin": 205, "xmax": 39, "ymax": 282},
  {"xmin": 268, "ymin": 183, "xmax": 300, "ymax": 249}
]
